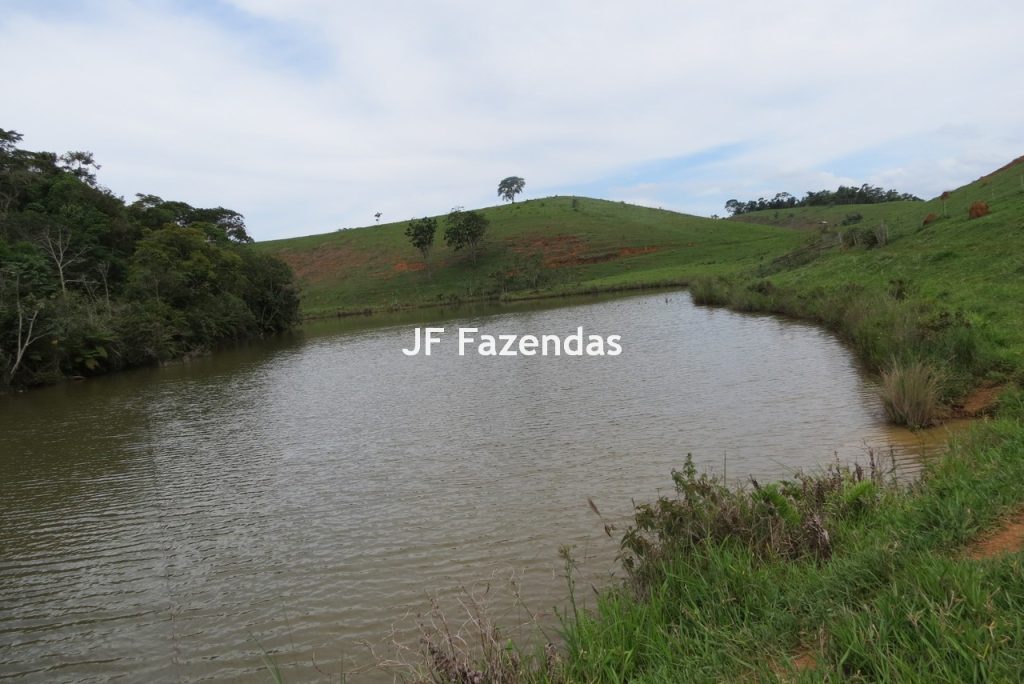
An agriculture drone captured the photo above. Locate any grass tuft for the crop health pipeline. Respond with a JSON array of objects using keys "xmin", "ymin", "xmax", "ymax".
[{"xmin": 880, "ymin": 358, "xmax": 944, "ymax": 428}]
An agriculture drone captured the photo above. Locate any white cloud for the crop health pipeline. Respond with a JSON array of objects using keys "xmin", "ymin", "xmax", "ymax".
[{"xmin": 2, "ymin": 0, "xmax": 1022, "ymax": 238}]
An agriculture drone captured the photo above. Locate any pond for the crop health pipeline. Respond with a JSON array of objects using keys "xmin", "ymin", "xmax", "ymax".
[{"xmin": 0, "ymin": 291, "xmax": 959, "ymax": 681}]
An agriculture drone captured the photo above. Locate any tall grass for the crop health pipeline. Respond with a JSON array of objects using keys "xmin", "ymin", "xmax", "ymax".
[{"xmin": 880, "ymin": 358, "xmax": 944, "ymax": 428}]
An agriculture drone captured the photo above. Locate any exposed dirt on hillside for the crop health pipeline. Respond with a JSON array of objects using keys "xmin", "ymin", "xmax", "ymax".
[
  {"xmin": 618, "ymin": 246, "xmax": 660, "ymax": 257},
  {"xmin": 275, "ymin": 245, "xmax": 374, "ymax": 283},
  {"xmin": 392, "ymin": 260, "xmax": 426, "ymax": 273},
  {"xmin": 966, "ymin": 510, "xmax": 1024, "ymax": 560},
  {"xmin": 511, "ymin": 234, "xmax": 659, "ymax": 267},
  {"xmin": 511, "ymin": 234, "xmax": 585, "ymax": 266}
]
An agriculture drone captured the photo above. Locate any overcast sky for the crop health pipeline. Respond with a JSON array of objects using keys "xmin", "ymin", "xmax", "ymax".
[{"xmin": 2, "ymin": 0, "xmax": 1022, "ymax": 240}]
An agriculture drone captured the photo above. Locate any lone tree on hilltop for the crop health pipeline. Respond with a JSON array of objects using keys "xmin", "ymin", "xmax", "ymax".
[
  {"xmin": 444, "ymin": 207, "xmax": 488, "ymax": 264},
  {"xmin": 497, "ymin": 176, "xmax": 525, "ymax": 203},
  {"xmin": 405, "ymin": 216, "xmax": 437, "ymax": 278}
]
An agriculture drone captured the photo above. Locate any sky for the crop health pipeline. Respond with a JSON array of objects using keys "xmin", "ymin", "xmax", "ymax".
[{"xmin": 2, "ymin": 0, "xmax": 1022, "ymax": 241}]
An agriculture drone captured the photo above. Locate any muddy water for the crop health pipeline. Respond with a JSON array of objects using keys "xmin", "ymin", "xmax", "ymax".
[{"xmin": 0, "ymin": 291, "xmax": 961, "ymax": 682}]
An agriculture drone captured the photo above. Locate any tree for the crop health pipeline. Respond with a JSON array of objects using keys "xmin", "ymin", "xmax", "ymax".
[
  {"xmin": 188, "ymin": 206, "xmax": 253, "ymax": 243},
  {"xmin": 0, "ymin": 264, "xmax": 50, "ymax": 385},
  {"xmin": 1, "ymin": 128, "xmax": 28, "ymax": 219},
  {"xmin": 0, "ymin": 128, "xmax": 22, "ymax": 155},
  {"xmin": 238, "ymin": 250, "xmax": 300, "ymax": 332},
  {"xmin": 57, "ymin": 151, "xmax": 101, "ymax": 187},
  {"xmin": 39, "ymin": 222, "xmax": 88, "ymax": 294},
  {"xmin": 405, "ymin": 216, "xmax": 437, "ymax": 277},
  {"xmin": 0, "ymin": 128, "xmax": 302, "ymax": 388},
  {"xmin": 444, "ymin": 207, "xmax": 488, "ymax": 264},
  {"xmin": 497, "ymin": 176, "xmax": 525, "ymax": 203}
]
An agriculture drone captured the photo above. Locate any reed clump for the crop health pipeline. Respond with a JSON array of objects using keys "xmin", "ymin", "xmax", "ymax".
[
  {"xmin": 880, "ymin": 358, "xmax": 944, "ymax": 428},
  {"xmin": 404, "ymin": 579, "xmax": 561, "ymax": 684},
  {"xmin": 620, "ymin": 453, "xmax": 894, "ymax": 595},
  {"xmin": 687, "ymin": 276, "xmax": 733, "ymax": 306}
]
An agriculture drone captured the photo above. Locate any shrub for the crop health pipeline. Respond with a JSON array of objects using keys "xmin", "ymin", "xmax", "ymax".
[
  {"xmin": 842, "ymin": 226, "xmax": 885, "ymax": 249},
  {"xmin": 688, "ymin": 277, "xmax": 732, "ymax": 306},
  {"xmin": 888, "ymin": 278, "xmax": 910, "ymax": 300},
  {"xmin": 619, "ymin": 454, "xmax": 895, "ymax": 593},
  {"xmin": 968, "ymin": 201, "xmax": 990, "ymax": 219},
  {"xmin": 874, "ymin": 222, "xmax": 889, "ymax": 247},
  {"xmin": 841, "ymin": 212, "xmax": 864, "ymax": 226},
  {"xmin": 880, "ymin": 359, "xmax": 944, "ymax": 428}
]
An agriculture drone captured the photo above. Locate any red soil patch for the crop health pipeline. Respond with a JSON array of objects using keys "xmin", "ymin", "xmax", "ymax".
[
  {"xmin": 511, "ymin": 234, "xmax": 659, "ymax": 267},
  {"xmin": 951, "ymin": 384, "xmax": 1003, "ymax": 418},
  {"xmin": 967, "ymin": 510, "xmax": 1024, "ymax": 560},
  {"xmin": 275, "ymin": 245, "xmax": 373, "ymax": 283},
  {"xmin": 512, "ymin": 234, "xmax": 585, "ymax": 266},
  {"xmin": 392, "ymin": 260, "xmax": 426, "ymax": 272},
  {"xmin": 619, "ymin": 246, "xmax": 659, "ymax": 257}
]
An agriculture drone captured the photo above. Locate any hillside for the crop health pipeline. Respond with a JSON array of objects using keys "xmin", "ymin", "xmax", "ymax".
[
  {"xmin": 258, "ymin": 198, "xmax": 806, "ymax": 317},
  {"xmin": 719, "ymin": 155, "xmax": 1024, "ymax": 375}
]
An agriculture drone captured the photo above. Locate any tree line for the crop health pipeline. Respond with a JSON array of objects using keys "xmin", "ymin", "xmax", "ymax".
[
  {"xmin": 725, "ymin": 184, "xmax": 922, "ymax": 216},
  {"xmin": 0, "ymin": 128, "xmax": 300, "ymax": 388}
]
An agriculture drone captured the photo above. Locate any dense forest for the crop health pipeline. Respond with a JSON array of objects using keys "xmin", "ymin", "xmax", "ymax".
[
  {"xmin": 0, "ymin": 128, "xmax": 299, "ymax": 389},
  {"xmin": 725, "ymin": 184, "xmax": 922, "ymax": 216}
]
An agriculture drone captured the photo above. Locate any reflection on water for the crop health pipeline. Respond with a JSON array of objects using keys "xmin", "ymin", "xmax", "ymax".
[{"xmin": 0, "ymin": 291, "xmax": 960, "ymax": 682}]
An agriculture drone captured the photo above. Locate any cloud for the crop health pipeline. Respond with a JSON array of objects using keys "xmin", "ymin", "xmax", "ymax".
[{"xmin": 2, "ymin": 0, "xmax": 1022, "ymax": 238}]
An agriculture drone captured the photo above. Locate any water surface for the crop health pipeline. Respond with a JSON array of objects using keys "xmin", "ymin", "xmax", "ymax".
[{"xmin": 0, "ymin": 292, "xmax": 958, "ymax": 681}]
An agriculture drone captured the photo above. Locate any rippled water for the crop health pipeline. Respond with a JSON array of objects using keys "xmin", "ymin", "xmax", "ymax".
[{"xmin": 0, "ymin": 292, "xmax": 961, "ymax": 681}]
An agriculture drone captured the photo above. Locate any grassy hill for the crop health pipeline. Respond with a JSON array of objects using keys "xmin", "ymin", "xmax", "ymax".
[
  {"xmin": 258, "ymin": 197, "xmax": 806, "ymax": 317},
  {"xmin": 711, "ymin": 156, "xmax": 1024, "ymax": 382}
]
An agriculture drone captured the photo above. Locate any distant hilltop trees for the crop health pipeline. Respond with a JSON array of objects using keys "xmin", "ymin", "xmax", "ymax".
[{"xmin": 725, "ymin": 184, "xmax": 922, "ymax": 216}]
